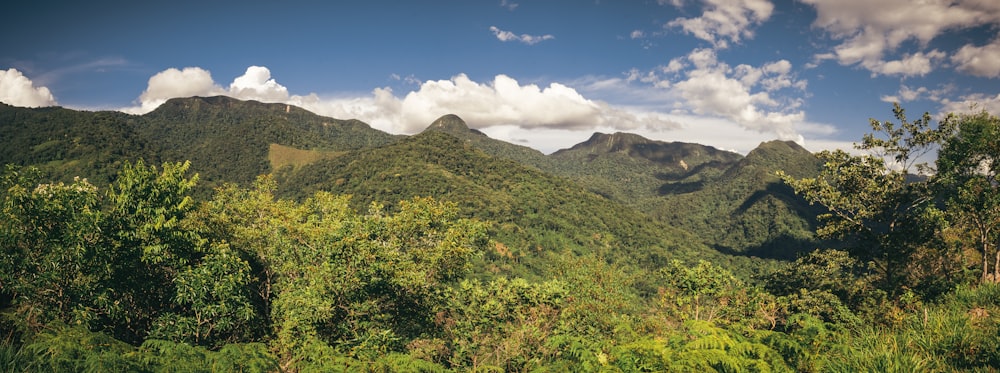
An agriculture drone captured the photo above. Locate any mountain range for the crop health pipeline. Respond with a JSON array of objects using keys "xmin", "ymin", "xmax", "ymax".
[{"xmin": 0, "ymin": 96, "xmax": 824, "ymax": 278}]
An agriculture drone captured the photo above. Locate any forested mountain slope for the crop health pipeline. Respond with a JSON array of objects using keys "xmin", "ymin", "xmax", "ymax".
[
  {"xmin": 420, "ymin": 113, "xmax": 553, "ymax": 170},
  {"xmin": 651, "ymin": 140, "xmax": 826, "ymax": 258},
  {"xmin": 4, "ymin": 99, "xmax": 1000, "ymax": 371},
  {"xmin": 138, "ymin": 96, "xmax": 401, "ymax": 186},
  {"xmin": 275, "ymin": 130, "xmax": 758, "ymax": 280},
  {"xmin": 411, "ymin": 115, "xmax": 824, "ymax": 257},
  {"xmin": 0, "ymin": 96, "xmax": 400, "ymax": 191},
  {"xmin": 0, "ymin": 97, "xmax": 823, "ymax": 262},
  {"xmin": 0, "ymin": 102, "xmax": 145, "ymax": 185},
  {"xmin": 548, "ymin": 131, "xmax": 742, "ymax": 204}
]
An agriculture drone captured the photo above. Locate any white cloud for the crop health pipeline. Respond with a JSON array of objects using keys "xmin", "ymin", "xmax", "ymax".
[
  {"xmin": 802, "ymin": 0, "xmax": 1000, "ymax": 76},
  {"xmin": 117, "ymin": 64, "xmax": 850, "ymax": 156},
  {"xmin": 868, "ymin": 50, "xmax": 946, "ymax": 77},
  {"xmin": 0, "ymin": 68, "xmax": 57, "ymax": 108},
  {"xmin": 940, "ymin": 93, "xmax": 1000, "ymax": 116},
  {"xmin": 125, "ymin": 66, "xmax": 668, "ymax": 135},
  {"xmin": 630, "ymin": 30, "xmax": 645, "ymax": 39},
  {"xmin": 297, "ymin": 74, "xmax": 681, "ymax": 134},
  {"xmin": 666, "ymin": 0, "xmax": 774, "ymax": 49},
  {"xmin": 123, "ymin": 67, "xmax": 224, "ymax": 114},
  {"xmin": 879, "ymin": 84, "xmax": 952, "ymax": 103},
  {"xmin": 123, "ymin": 66, "xmax": 297, "ymax": 114},
  {"xmin": 952, "ymin": 37, "xmax": 1000, "ymax": 78},
  {"xmin": 228, "ymin": 66, "xmax": 290, "ymax": 102},
  {"xmin": 626, "ymin": 48, "xmax": 814, "ymax": 142},
  {"xmin": 489, "ymin": 26, "xmax": 554, "ymax": 45},
  {"xmin": 500, "ymin": 0, "xmax": 518, "ymax": 11}
]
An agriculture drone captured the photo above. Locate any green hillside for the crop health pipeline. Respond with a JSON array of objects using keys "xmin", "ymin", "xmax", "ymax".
[
  {"xmin": 420, "ymin": 113, "xmax": 552, "ymax": 170},
  {"xmin": 652, "ymin": 140, "xmax": 825, "ymax": 258},
  {"xmin": 0, "ymin": 103, "xmax": 145, "ymax": 185},
  {"xmin": 275, "ymin": 130, "xmax": 753, "ymax": 280},
  {"xmin": 548, "ymin": 131, "xmax": 742, "ymax": 204},
  {"xmin": 411, "ymin": 117, "xmax": 823, "ymax": 258},
  {"xmin": 4, "ymin": 99, "xmax": 999, "ymax": 371},
  {"xmin": 138, "ymin": 96, "xmax": 401, "ymax": 187},
  {"xmin": 0, "ymin": 97, "xmax": 400, "ymax": 192},
  {"xmin": 0, "ymin": 98, "xmax": 822, "ymax": 263}
]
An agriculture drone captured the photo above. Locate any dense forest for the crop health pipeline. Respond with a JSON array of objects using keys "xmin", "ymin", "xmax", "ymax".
[{"xmin": 2, "ymin": 100, "xmax": 1000, "ymax": 371}]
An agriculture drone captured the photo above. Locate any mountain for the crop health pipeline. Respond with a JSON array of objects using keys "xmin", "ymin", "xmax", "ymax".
[
  {"xmin": 548, "ymin": 132, "xmax": 742, "ymax": 203},
  {"xmin": 0, "ymin": 96, "xmax": 400, "ymax": 191},
  {"xmin": 0, "ymin": 97, "xmax": 822, "ymax": 267},
  {"xmin": 275, "ymin": 130, "xmax": 755, "ymax": 280},
  {"xmin": 0, "ymin": 102, "xmax": 145, "ymax": 185},
  {"xmin": 420, "ymin": 114, "xmax": 552, "ymax": 170},
  {"xmin": 651, "ymin": 140, "xmax": 825, "ymax": 259},
  {"xmin": 139, "ymin": 96, "xmax": 401, "ymax": 186}
]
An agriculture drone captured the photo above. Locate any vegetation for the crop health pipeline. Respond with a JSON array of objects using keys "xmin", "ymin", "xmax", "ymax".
[{"xmin": 2, "ymin": 100, "xmax": 1000, "ymax": 371}]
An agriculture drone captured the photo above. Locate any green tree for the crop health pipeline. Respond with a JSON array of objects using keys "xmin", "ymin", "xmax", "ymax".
[
  {"xmin": 96, "ymin": 160, "xmax": 202, "ymax": 343},
  {"xmin": 437, "ymin": 277, "xmax": 566, "ymax": 371},
  {"xmin": 936, "ymin": 110, "xmax": 1000, "ymax": 283},
  {"xmin": 147, "ymin": 243, "xmax": 259, "ymax": 348},
  {"xmin": 0, "ymin": 166, "xmax": 102, "ymax": 328},
  {"xmin": 190, "ymin": 177, "xmax": 489, "ymax": 367},
  {"xmin": 780, "ymin": 104, "xmax": 952, "ymax": 292}
]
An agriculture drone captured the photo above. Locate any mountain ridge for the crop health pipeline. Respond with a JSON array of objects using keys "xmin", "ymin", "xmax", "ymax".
[{"xmin": 0, "ymin": 97, "xmax": 823, "ymax": 262}]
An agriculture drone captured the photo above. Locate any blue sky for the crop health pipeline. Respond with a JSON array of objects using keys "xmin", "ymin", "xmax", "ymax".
[{"xmin": 2, "ymin": 0, "xmax": 999, "ymax": 154}]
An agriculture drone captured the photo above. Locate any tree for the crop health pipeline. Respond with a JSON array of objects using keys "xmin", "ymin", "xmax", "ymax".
[
  {"xmin": 936, "ymin": 110, "xmax": 1000, "ymax": 282},
  {"xmin": 96, "ymin": 160, "xmax": 203, "ymax": 343},
  {"xmin": 0, "ymin": 165, "xmax": 102, "ymax": 328},
  {"xmin": 188, "ymin": 177, "xmax": 490, "ymax": 367},
  {"xmin": 780, "ymin": 104, "xmax": 953, "ymax": 291}
]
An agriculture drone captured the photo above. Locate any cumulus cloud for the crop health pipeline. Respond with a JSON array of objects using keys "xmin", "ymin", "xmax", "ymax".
[
  {"xmin": 879, "ymin": 84, "xmax": 952, "ymax": 103},
  {"xmin": 0, "ymin": 68, "xmax": 57, "ymax": 108},
  {"xmin": 121, "ymin": 65, "xmax": 682, "ymax": 142},
  {"xmin": 228, "ymin": 66, "xmax": 290, "ymax": 102},
  {"xmin": 489, "ymin": 26, "xmax": 554, "ymax": 45},
  {"xmin": 124, "ymin": 67, "xmax": 224, "ymax": 114},
  {"xmin": 500, "ymin": 0, "xmax": 518, "ymax": 11},
  {"xmin": 802, "ymin": 0, "xmax": 1000, "ymax": 76},
  {"xmin": 296, "ymin": 74, "xmax": 681, "ymax": 134},
  {"xmin": 623, "ymin": 48, "xmax": 816, "ymax": 143},
  {"xmin": 666, "ymin": 0, "xmax": 774, "ymax": 49},
  {"xmin": 118, "ymin": 64, "xmax": 840, "ymax": 153},
  {"xmin": 123, "ymin": 66, "xmax": 296, "ymax": 114},
  {"xmin": 940, "ymin": 93, "xmax": 1000, "ymax": 116},
  {"xmin": 630, "ymin": 30, "xmax": 645, "ymax": 39},
  {"xmin": 952, "ymin": 37, "xmax": 1000, "ymax": 78}
]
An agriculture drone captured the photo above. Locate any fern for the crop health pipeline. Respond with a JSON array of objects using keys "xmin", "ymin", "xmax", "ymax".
[
  {"xmin": 21, "ymin": 323, "xmax": 142, "ymax": 373},
  {"xmin": 0, "ymin": 338, "xmax": 27, "ymax": 373}
]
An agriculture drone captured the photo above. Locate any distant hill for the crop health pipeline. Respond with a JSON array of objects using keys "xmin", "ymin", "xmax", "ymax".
[
  {"xmin": 651, "ymin": 140, "xmax": 825, "ymax": 259},
  {"xmin": 0, "ymin": 96, "xmax": 400, "ymax": 191},
  {"xmin": 548, "ymin": 132, "xmax": 742, "ymax": 203},
  {"xmin": 420, "ymin": 114, "xmax": 552, "ymax": 170},
  {"xmin": 0, "ymin": 97, "xmax": 823, "ymax": 271},
  {"xmin": 138, "ymin": 96, "xmax": 401, "ymax": 186},
  {"xmin": 275, "ymin": 130, "xmax": 754, "ymax": 280}
]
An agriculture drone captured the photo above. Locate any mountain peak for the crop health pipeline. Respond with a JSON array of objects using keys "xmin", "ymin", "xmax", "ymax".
[
  {"xmin": 426, "ymin": 114, "xmax": 470, "ymax": 132},
  {"xmin": 566, "ymin": 132, "xmax": 654, "ymax": 153}
]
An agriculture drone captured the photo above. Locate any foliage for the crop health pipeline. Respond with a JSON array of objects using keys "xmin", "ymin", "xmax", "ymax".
[
  {"xmin": 275, "ymin": 131, "xmax": 732, "ymax": 282},
  {"xmin": 5, "ymin": 101, "xmax": 1000, "ymax": 370},
  {"xmin": 936, "ymin": 110, "xmax": 1000, "ymax": 282},
  {"xmin": 438, "ymin": 277, "xmax": 567, "ymax": 371},
  {"xmin": 780, "ymin": 104, "xmax": 953, "ymax": 291},
  {"xmin": 190, "ymin": 176, "xmax": 491, "ymax": 367},
  {"xmin": 763, "ymin": 250, "xmax": 885, "ymax": 323},
  {"xmin": 0, "ymin": 165, "xmax": 102, "ymax": 328}
]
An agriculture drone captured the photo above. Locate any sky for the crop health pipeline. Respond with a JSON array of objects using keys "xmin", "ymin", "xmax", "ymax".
[{"xmin": 2, "ymin": 0, "xmax": 999, "ymax": 155}]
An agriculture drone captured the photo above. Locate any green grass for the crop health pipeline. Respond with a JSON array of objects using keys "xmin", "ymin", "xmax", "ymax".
[{"xmin": 268, "ymin": 143, "xmax": 345, "ymax": 170}]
